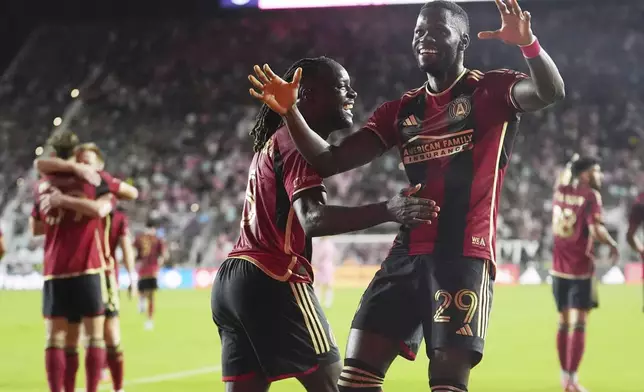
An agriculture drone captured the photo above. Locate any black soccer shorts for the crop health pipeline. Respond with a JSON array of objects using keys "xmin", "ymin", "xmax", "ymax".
[
  {"xmin": 552, "ymin": 275, "xmax": 599, "ymax": 312},
  {"xmin": 211, "ymin": 258, "xmax": 340, "ymax": 382},
  {"xmin": 43, "ymin": 273, "xmax": 105, "ymax": 321},
  {"xmin": 104, "ymin": 269, "xmax": 120, "ymax": 318},
  {"xmin": 351, "ymin": 253, "xmax": 494, "ymax": 367},
  {"xmin": 137, "ymin": 277, "xmax": 158, "ymax": 292}
]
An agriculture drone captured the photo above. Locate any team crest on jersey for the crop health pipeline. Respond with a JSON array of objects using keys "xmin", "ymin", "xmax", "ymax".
[{"xmin": 448, "ymin": 96, "xmax": 471, "ymax": 122}]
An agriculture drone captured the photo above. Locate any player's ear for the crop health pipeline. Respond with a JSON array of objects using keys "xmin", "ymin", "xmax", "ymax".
[
  {"xmin": 299, "ymin": 87, "xmax": 311, "ymax": 102},
  {"xmin": 459, "ymin": 34, "xmax": 470, "ymax": 51}
]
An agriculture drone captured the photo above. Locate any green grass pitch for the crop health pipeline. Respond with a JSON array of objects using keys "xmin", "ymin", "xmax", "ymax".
[{"xmin": 1, "ymin": 285, "xmax": 643, "ymax": 391}]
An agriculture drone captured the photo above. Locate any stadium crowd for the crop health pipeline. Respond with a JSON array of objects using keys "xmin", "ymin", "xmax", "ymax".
[{"xmin": 0, "ymin": 1, "xmax": 642, "ymax": 267}]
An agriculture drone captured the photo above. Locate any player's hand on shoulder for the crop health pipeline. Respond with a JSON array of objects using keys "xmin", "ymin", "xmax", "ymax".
[
  {"xmin": 74, "ymin": 163, "xmax": 101, "ymax": 186},
  {"xmin": 478, "ymin": 0, "xmax": 535, "ymax": 46},
  {"xmin": 248, "ymin": 64, "xmax": 301, "ymax": 115},
  {"xmin": 386, "ymin": 184, "xmax": 440, "ymax": 228}
]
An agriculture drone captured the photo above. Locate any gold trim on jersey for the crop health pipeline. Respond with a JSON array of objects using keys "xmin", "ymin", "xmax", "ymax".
[
  {"xmin": 424, "ymin": 68, "xmax": 468, "ymax": 97},
  {"xmin": 549, "ymin": 270, "xmax": 593, "ymax": 280},
  {"xmin": 402, "ymin": 85, "xmax": 425, "ymax": 98},
  {"xmin": 232, "ymin": 255, "xmax": 298, "ymax": 283},
  {"xmin": 103, "ymin": 214, "xmax": 112, "ymax": 261},
  {"xmin": 290, "ymin": 282, "xmax": 330, "ymax": 355},
  {"xmin": 292, "ymin": 184, "xmax": 326, "ymax": 199},
  {"xmin": 488, "ymin": 122, "xmax": 508, "ymax": 268},
  {"xmin": 43, "ymin": 269, "xmax": 104, "ymax": 280}
]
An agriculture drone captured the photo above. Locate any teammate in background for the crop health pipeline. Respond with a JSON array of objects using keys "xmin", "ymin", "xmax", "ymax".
[
  {"xmin": 134, "ymin": 221, "xmax": 166, "ymax": 330},
  {"xmin": 76, "ymin": 143, "xmax": 137, "ymax": 392},
  {"xmin": 249, "ymin": 1, "xmax": 565, "ymax": 390},
  {"xmin": 30, "ymin": 131, "xmax": 121, "ymax": 392},
  {"xmin": 551, "ymin": 156, "xmax": 618, "ymax": 392},
  {"xmin": 313, "ymin": 237, "xmax": 337, "ymax": 308},
  {"xmin": 215, "ymin": 57, "xmax": 438, "ymax": 391},
  {"xmin": 626, "ymin": 191, "xmax": 644, "ymax": 311}
]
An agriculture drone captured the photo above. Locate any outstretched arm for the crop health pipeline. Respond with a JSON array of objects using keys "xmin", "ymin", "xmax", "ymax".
[
  {"xmin": 248, "ymin": 64, "xmax": 389, "ymax": 178},
  {"xmin": 35, "ymin": 157, "xmax": 101, "ymax": 186},
  {"xmin": 283, "ymin": 107, "xmax": 386, "ymax": 178},
  {"xmin": 41, "ymin": 191, "xmax": 114, "ymax": 219},
  {"xmin": 479, "ymin": 0, "xmax": 564, "ymax": 112},
  {"xmin": 293, "ymin": 184, "xmax": 438, "ymax": 238}
]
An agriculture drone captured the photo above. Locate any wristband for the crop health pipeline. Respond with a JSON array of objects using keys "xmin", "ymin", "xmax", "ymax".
[{"xmin": 519, "ymin": 36, "xmax": 541, "ymax": 59}]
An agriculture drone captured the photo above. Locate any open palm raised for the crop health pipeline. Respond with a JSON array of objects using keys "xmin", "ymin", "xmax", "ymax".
[
  {"xmin": 248, "ymin": 64, "xmax": 302, "ymax": 115},
  {"xmin": 478, "ymin": 0, "xmax": 535, "ymax": 46}
]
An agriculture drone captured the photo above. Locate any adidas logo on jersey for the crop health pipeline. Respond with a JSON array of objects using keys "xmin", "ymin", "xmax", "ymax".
[
  {"xmin": 456, "ymin": 325, "xmax": 474, "ymax": 336},
  {"xmin": 402, "ymin": 115, "xmax": 419, "ymax": 127}
]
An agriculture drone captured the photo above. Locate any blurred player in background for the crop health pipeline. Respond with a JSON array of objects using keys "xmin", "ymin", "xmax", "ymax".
[
  {"xmin": 0, "ymin": 227, "xmax": 5, "ymax": 261},
  {"xmin": 219, "ymin": 56, "xmax": 438, "ymax": 391},
  {"xmin": 626, "ymin": 191, "xmax": 644, "ymax": 310},
  {"xmin": 551, "ymin": 155, "xmax": 618, "ymax": 392},
  {"xmin": 30, "ymin": 131, "xmax": 121, "ymax": 392},
  {"xmin": 76, "ymin": 143, "xmax": 137, "ymax": 392},
  {"xmin": 134, "ymin": 220, "xmax": 166, "ymax": 330},
  {"xmin": 250, "ymin": 0, "xmax": 565, "ymax": 390},
  {"xmin": 313, "ymin": 237, "xmax": 337, "ymax": 308}
]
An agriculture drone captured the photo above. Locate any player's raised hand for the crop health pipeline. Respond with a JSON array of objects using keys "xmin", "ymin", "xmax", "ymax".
[
  {"xmin": 248, "ymin": 64, "xmax": 302, "ymax": 115},
  {"xmin": 386, "ymin": 184, "xmax": 440, "ymax": 228},
  {"xmin": 478, "ymin": 0, "xmax": 535, "ymax": 46},
  {"xmin": 74, "ymin": 163, "xmax": 101, "ymax": 186}
]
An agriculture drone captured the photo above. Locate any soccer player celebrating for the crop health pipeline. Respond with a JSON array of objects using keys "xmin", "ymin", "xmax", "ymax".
[
  {"xmin": 551, "ymin": 156, "xmax": 618, "ymax": 392},
  {"xmin": 626, "ymin": 190, "xmax": 644, "ymax": 310},
  {"xmin": 216, "ymin": 56, "xmax": 439, "ymax": 391},
  {"xmin": 31, "ymin": 131, "xmax": 122, "ymax": 392},
  {"xmin": 76, "ymin": 143, "xmax": 137, "ymax": 392},
  {"xmin": 249, "ymin": 1, "xmax": 564, "ymax": 390},
  {"xmin": 134, "ymin": 220, "xmax": 166, "ymax": 330}
]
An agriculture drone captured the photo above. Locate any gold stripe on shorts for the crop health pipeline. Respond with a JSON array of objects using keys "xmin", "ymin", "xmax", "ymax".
[{"xmin": 289, "ymin": 282, "xmax": 329, "ymax": 354}]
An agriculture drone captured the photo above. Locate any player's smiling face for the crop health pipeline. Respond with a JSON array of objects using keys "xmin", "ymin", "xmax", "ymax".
[
  {"xmin": 307, "ymin": 62, "xmax": 357, "ymax": 132},
  {"xmin": 413, "ymin": 9, "xmax": 467, "ymax": 75}
]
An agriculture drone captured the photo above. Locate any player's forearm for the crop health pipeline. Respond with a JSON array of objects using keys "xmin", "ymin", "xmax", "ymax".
[
  {"xmin": 523, "ymin": 46, "xmax": 565, "ymax": 104},
  {"xmin": 593, "ymin": 224, "xmax": 618, "ymax": 248},
  {"xmin": 302, "ymin": 202, "xmax": 392, "ymax": 237},
  {"xmin": 282, "ymin": 107, "xmax": 337, "ymax": 177},
  {"xmin": 117, "ymin": 183, "xmax": 139, "ymax": 200},
  {"xmin": 34, "ymin": 157, "xmax": 76, "ymax": 175},
  {"xmin": 121, "ymin": 240, "xmax": 136, "ymax": 276},
  {"xmin": 59, "ymin": 195, "xmax": 113, "ymax": 218}
]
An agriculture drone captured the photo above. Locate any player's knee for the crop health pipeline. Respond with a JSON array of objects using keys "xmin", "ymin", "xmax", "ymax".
[
  {"xmin": 429, "ymin": 349, "xmax": 471, "ymax": 392},
  {"xmin": 558, "ymin": 322, "xmax": 569, "ymax": 333},
  {"xmin": 572, "ymin": 322, "xmax": 585, "ymax": 332},
  {"xmin": 299, "ymin": 360, "xmax": 341, "ymax": 392},
  {"xmin": 337, "ymin": 358, "xmax": 385, "ymax": 392}
]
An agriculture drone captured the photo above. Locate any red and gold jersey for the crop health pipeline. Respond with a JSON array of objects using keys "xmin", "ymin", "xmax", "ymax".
[
  {"xmin": 228, "ymin": 126, "xmax": 325, "ymax": 283},
  {"xmin": 103, "ymin": 209, "xmax": 130, "ymax": 281},
  {"xmin": 628, "ymin": 192, "xmax": 644, "ymax": 232},
  {"xmin": 364, "ymin": 69, "xmax": 528, "ymax": 275},
  {"xmin": 32, "ymin": 171, "xmax": 121, "ymax": 279},
  {"xmin": 134, "ymin": 232, "xmax": 165, "ymax": 278},
  {"xmin": 551, "ymin": 184, "xmax": 603, "ymax": 278}
]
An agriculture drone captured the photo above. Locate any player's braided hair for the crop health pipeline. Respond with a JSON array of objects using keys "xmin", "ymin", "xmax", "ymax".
[
  {"xmin": 421, "ymin": 1, "xmax": 470, "ymax": 34},
  {"xmin": 250, "ymin": 56, "xmax": 337, "ymax": 153}
]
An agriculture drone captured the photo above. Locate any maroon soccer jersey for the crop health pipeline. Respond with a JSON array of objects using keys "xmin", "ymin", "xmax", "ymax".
[
  {"xmin": 551, "ymin": 184, "xmax": 604, "ymax": 278},
  {"xmin": 134, "ymin": 233, "xmax": 165, "ymax": 279},
  {"xmin": 104, "ymin": 209, "xmax": 130, "ymax": 281},
  {"xmin": 228, "ymin": 126, "xmax": 325, "ymax": 283},
  {"xmin": 364, "ymin": 69, "xmax": 528, "ymax": 270},
  {"xmin": 628, "ymin": 192, "xmax": 644, "ymax": 232},
  {"xmin": 32, "ymin": 171, "xmax": 120, "ymax": 279}
]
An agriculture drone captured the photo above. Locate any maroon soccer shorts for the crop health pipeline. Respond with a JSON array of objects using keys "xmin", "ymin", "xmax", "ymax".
[{"xmin": 351, "ymin": 254, "xmax": 494, "ymax": 367}]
